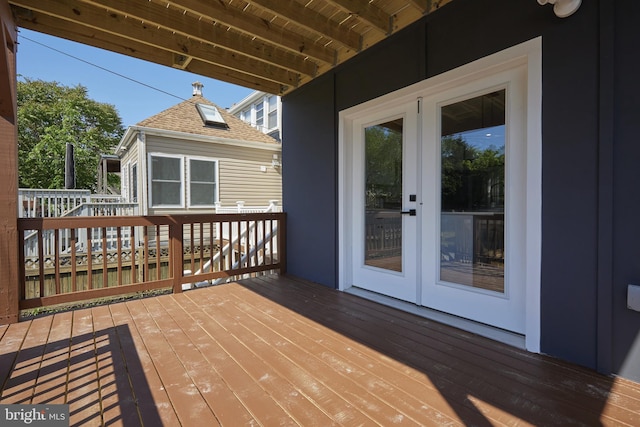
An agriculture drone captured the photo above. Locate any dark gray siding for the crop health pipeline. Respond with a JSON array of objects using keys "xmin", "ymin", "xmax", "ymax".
[
  {"xmin": 282, "ymin": 0, "xmax": 640, "ymax": 381},
  {"xmin": 281, "ymin": 75, "xmax": 337, "ymax": 287},
  {"xmin": 612, "ymin": 0, "xmax": 640, "ymax": 381}
]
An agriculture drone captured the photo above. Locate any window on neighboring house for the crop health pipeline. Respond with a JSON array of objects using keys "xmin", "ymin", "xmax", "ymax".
[
  {"xmin": 121, "ymin": 166, "xmax": 129, "ymax": 202},
  {"xmin": 131, "ymin": 163, "xmax": 138, "ymax": 203},
  {"xmin": 150, "ymin": 155, "xmax": 182, "ymax": 207},
  {"xmin": 189, "ymin": 158, "xmax": 217, "ymax": 206},
  {"xmin": 240, "ymin": 108, "xmax": 250, "ymax": 124},
  {"xmin": 255, "ymin": 101, "xmax": 264, "ymax": 130},
  {"xmin": 267, "ymin": 96, "xmax": 277, "ymax": 130}
]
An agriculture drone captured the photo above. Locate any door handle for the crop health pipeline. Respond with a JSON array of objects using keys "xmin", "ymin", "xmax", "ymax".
[{"xmin": 400, "ymin": 209, "xmax": 416, "ymax": 216}]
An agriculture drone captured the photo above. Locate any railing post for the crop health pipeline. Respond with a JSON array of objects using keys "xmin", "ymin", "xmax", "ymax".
[
  {"xmin": 170, "ymin": 217, "xmax": 184, "ymax": 293},
  {"xmin": 278, "ymin": 213, "xmax": 287, "ymax": 275}
]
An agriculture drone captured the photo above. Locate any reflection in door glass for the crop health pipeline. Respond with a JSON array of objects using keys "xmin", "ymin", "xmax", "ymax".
[
  {"xmin": 440, "ymin": 90, "xmax": 505, "ymax": 292},
  {"xmin": 364, "ymin": 119, "xmax": 403, "ymax": 272}
]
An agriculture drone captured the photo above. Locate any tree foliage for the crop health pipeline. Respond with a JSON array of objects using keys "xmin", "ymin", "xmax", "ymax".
[
  {"xmin": 18, "ymin": 78, "xmax": 124, "ymax": 190},
  {"xmin": 441, "ymin": 135, "xmax": 505, "ymax": 211},
  {"xmin": 365, "ymin": 123, "xmax": 403, "ymax": 209}
]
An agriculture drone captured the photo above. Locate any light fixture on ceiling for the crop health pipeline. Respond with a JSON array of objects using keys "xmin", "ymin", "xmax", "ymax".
[{"xmin": 537, "ymin": 0, "xmax": 581, "ymax": 18}]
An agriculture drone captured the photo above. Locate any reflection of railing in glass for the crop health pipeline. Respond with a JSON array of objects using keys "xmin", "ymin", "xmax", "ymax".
[
  {"xmin": 364, "ymin": 210, "xmax": 402, "ymax": 272},
  {"xmin": 440, "ymin": 89, "xmax": 506, "ymax": 292},
  {"xmin": 440, "ymin": 212, "xmax": 504, "ymax": 292}
]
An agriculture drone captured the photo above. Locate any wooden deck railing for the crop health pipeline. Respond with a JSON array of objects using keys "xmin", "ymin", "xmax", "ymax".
[{"xmin": 17, "ymin": 213, "xmax": 286, "ymax": 311}]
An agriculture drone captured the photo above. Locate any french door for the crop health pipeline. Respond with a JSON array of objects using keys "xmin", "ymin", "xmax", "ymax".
[
  {"xmin": 347, "ymin": 63, "xmax": 529, "ymax": 334},
  {"xmin": 350, "ymin": 101, "xmax": 419, "ymax": 302}
]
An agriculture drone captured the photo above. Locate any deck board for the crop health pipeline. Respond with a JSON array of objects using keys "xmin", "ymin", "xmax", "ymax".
[{"xmin": 1, "ymin": 274, "xmax": 639, "ymax": 426}]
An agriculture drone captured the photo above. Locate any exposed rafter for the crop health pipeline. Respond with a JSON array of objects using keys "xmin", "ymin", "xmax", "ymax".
[
  {"xmin": 246, "ymin": 0, "xmax": 362, "ymax": 50},
  {"xmin": 325, "ymin": 0, "xmax": 392, "ymax": 34},
  {"xmin": 9, "ymin": 0, "xmax": 456, "ymax": 95}
]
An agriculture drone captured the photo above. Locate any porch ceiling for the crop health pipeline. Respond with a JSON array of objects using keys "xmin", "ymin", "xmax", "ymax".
[{"xmin": 8, "ymin": 0, "xmax": 454, "ymax": 96}]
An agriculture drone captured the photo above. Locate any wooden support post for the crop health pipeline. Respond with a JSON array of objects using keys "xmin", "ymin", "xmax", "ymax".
[
  {"xmin": 171, "ymin": 219, "xmax": 183, "ymax": 293},
  {"xmin": 0, "ymin": 0, "xmax": 19, "ymax": 324}
]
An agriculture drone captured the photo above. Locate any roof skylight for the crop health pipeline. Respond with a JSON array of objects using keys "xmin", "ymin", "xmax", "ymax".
[{"xmin": 196, "ymin": 103, "xmax": 227, "ymax": 127}]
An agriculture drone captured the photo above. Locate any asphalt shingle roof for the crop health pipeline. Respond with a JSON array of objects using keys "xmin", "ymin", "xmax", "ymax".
[{"xmin": 136, "ymin": 94, "xmax": 278, "ymax": 145}]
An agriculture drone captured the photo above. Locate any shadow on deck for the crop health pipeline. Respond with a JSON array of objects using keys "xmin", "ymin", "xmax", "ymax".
[{"xmin": 1, "ymin": 274, "xmax": 639, "ymax": 426}]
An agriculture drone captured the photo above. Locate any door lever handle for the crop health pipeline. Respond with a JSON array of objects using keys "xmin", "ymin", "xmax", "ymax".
[{"xmin": 400, "ymin": 209, "xmax": 416, "ymax": 216}]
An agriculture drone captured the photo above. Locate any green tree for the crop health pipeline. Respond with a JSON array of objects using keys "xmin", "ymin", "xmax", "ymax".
[
  {"xmin": 441, "ymin": 135, "xmax": 504, "ymax": 211},
  {"xmin": 365, "ymin": 123, "xmax": 402, "ymax": 209},
  {"xmin": 18, "ymin": 78, "xmax": 124, "ymax": 190}
]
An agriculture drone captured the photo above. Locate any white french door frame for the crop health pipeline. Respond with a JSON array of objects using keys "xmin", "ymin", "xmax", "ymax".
[
  {"xmin": 339, "ymin": 37, "xmax": 542, "ymax": 351},
  {"xmin": 349, "ymin": 102, "xmax": 420, "ymax": 302}
]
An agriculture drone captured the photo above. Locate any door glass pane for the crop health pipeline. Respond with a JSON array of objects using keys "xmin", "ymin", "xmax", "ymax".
[
  {"xmin": 364, "ymin": 119, "xmax": 403, "ymax": 272},
  {"xmin": 440, "ymin": 90, "xmax": 505, "ymax": 292}
]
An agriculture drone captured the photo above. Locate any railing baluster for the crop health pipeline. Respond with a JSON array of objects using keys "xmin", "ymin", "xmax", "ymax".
[
  {"xmin": 71, "ymin": 228, "xmax": 77, "ymax": 293},
  {"xmin": 102, "ymin": 227, "xmax": 108, "ymax": 289},
  {"xmin": 209, "ymin": 222, "xmax": 214, "ymax": 273},
  {"xmin": 87, "ymin": 227, "xmax": 93, "ymax": 290},
  {"xmin": 37, "ymin": 229, "xmax": 44, "ymax": 297},
  {"xmin": 199, "ymin": 222, "xmax": 204, "ymax": 274},
  {"xmin": 143, "ymin": 226, "xmax": 149, "ymax": 282},
  {"xmin": 189, "ymin": 223, "xmax": 195, "ymax": 275},
  {"xmin": 18, "ymin": 225, "xmax": 26, "ymax": 301},
  {"xmin": 54, "ymin": 229, "xmax": 60, "ymax": 295},
  {"xmin": 117, "ymin": 227, "xmax": 122, "ymax": 286},
  {"xmin": 155, "ymin": 224, "xmax": 161, "ymax": 280},
  {"xmin": 130, "ymin": 226, "xmax": 136, "ymax": 284}
]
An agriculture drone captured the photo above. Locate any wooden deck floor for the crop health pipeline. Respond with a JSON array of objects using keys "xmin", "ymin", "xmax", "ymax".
[{"xmin": 1, "ymin": 274, "xmax": 639, "ymax": 426}]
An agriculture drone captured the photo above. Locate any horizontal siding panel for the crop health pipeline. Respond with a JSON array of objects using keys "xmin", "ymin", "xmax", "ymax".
[
  {"xmin": 146, "ymin": 136, "xmax": 280, "ymax": 162},
  {"xmin": 141, "ymin": 135, "xmax": 281, "ymax": 212}
]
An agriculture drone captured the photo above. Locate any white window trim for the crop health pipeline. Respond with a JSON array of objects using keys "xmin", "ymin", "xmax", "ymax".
[
  {"xmin": 266, "ymin": 95, "xmax": 278, "ymax": 132},
  {"xmin": 121, "ymin": 162, "xmax": 129, "ymax": 202},
  {"xmin": 131, "ymin": 162, "xmax": 138, "ymax": 203},
  {"xmin": 186, "ymin": 155, "xmax": 220, "ymax": 208},
  {"xmin": 148, "ymin": 153, "xmax": 185, "ymax": 208},
  {"xmin": 338, "ymin": 37, "xmax": 542, "ymax": 353}
]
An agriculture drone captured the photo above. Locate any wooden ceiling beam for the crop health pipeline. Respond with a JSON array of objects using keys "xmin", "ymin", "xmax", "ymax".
[
  {"xmin": 11, "ymin": 10, "xmax": 286, "ymax": 95},
  {"xmin": 165, "ymin": 0, "xmax": 337, "ymax": 65},
  {"xmin": 325, "ymin": 0, "xmax": 392, "ymax": 34},
  {"xmin": 10, "ymin": 0, "xmax": 300, "ymax": 88},
  {"xmin": 408, "ymin": 0, "xmax": 429, "ymax": 13},
  {"xmin": 78, "ymin": 0, "xmax": 317, "ymax": 78},
  {"xmin": 244, "ymin": 0, "xmax": 361, "ymax": 50}
]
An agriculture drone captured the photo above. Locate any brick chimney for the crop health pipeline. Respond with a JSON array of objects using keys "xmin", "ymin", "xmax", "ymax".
[{"xmin": 192, "ymin": 81, "xmax": 203, "ymax": 96}]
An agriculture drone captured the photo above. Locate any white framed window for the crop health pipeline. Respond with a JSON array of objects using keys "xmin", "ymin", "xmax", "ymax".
[
  {"xmin": 255, "ymin": 101, "xmax": 264, "ymax": 130},
  {"xmin": 240, "ymin": 108, "xmax": 251, "ymax": 123},
  {"xmin": 131, "ymin": 163, "xmax": 138, "ymax": 203},
  {"xmin": 149, "ymin": 154, "xmax": 183, "ymax": 207},
  {"xmin": 267, "ymin": 95, "xmax": 278, "ymax": 130},
  {"xmin": 188, "ymin": 157, "xmax": 218, "ymax": 207},
  {"xmin": 121, "ymin": 164, "xmax": 129, "ymax": 202},
  {"xmin": 148, "ymin": 154, "xmax": 219, "ymax": 208}
]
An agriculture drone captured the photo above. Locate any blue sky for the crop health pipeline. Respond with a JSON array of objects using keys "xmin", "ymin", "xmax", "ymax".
[{"xmin": 16, "ymin": 29, "xmax": 254, "ymax": 127}]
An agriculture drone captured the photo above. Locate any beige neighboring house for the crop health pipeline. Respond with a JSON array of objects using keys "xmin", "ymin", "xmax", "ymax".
[{"xmin": 115, "ymin": 82, "xmax": 282, "ymax": 215}]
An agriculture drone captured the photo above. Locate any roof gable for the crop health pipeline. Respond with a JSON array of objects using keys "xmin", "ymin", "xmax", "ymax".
[{"xmin": 135, "ymin": 94, "xmax": 278, "ymax": 145}]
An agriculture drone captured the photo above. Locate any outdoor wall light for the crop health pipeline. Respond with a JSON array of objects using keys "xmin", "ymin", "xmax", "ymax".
[
  {"xmin": 271, "ymin": 154, "xmax": 281, "ymax": 169},
  {"xmin": 537, "ymin": 0, "xmax": 581, "ymax": 18}
]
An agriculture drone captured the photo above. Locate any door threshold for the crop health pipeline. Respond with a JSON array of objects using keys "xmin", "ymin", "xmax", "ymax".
[{"xmin": 345, "ymin": 286, "xmax": 526, "ymax": 349}]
